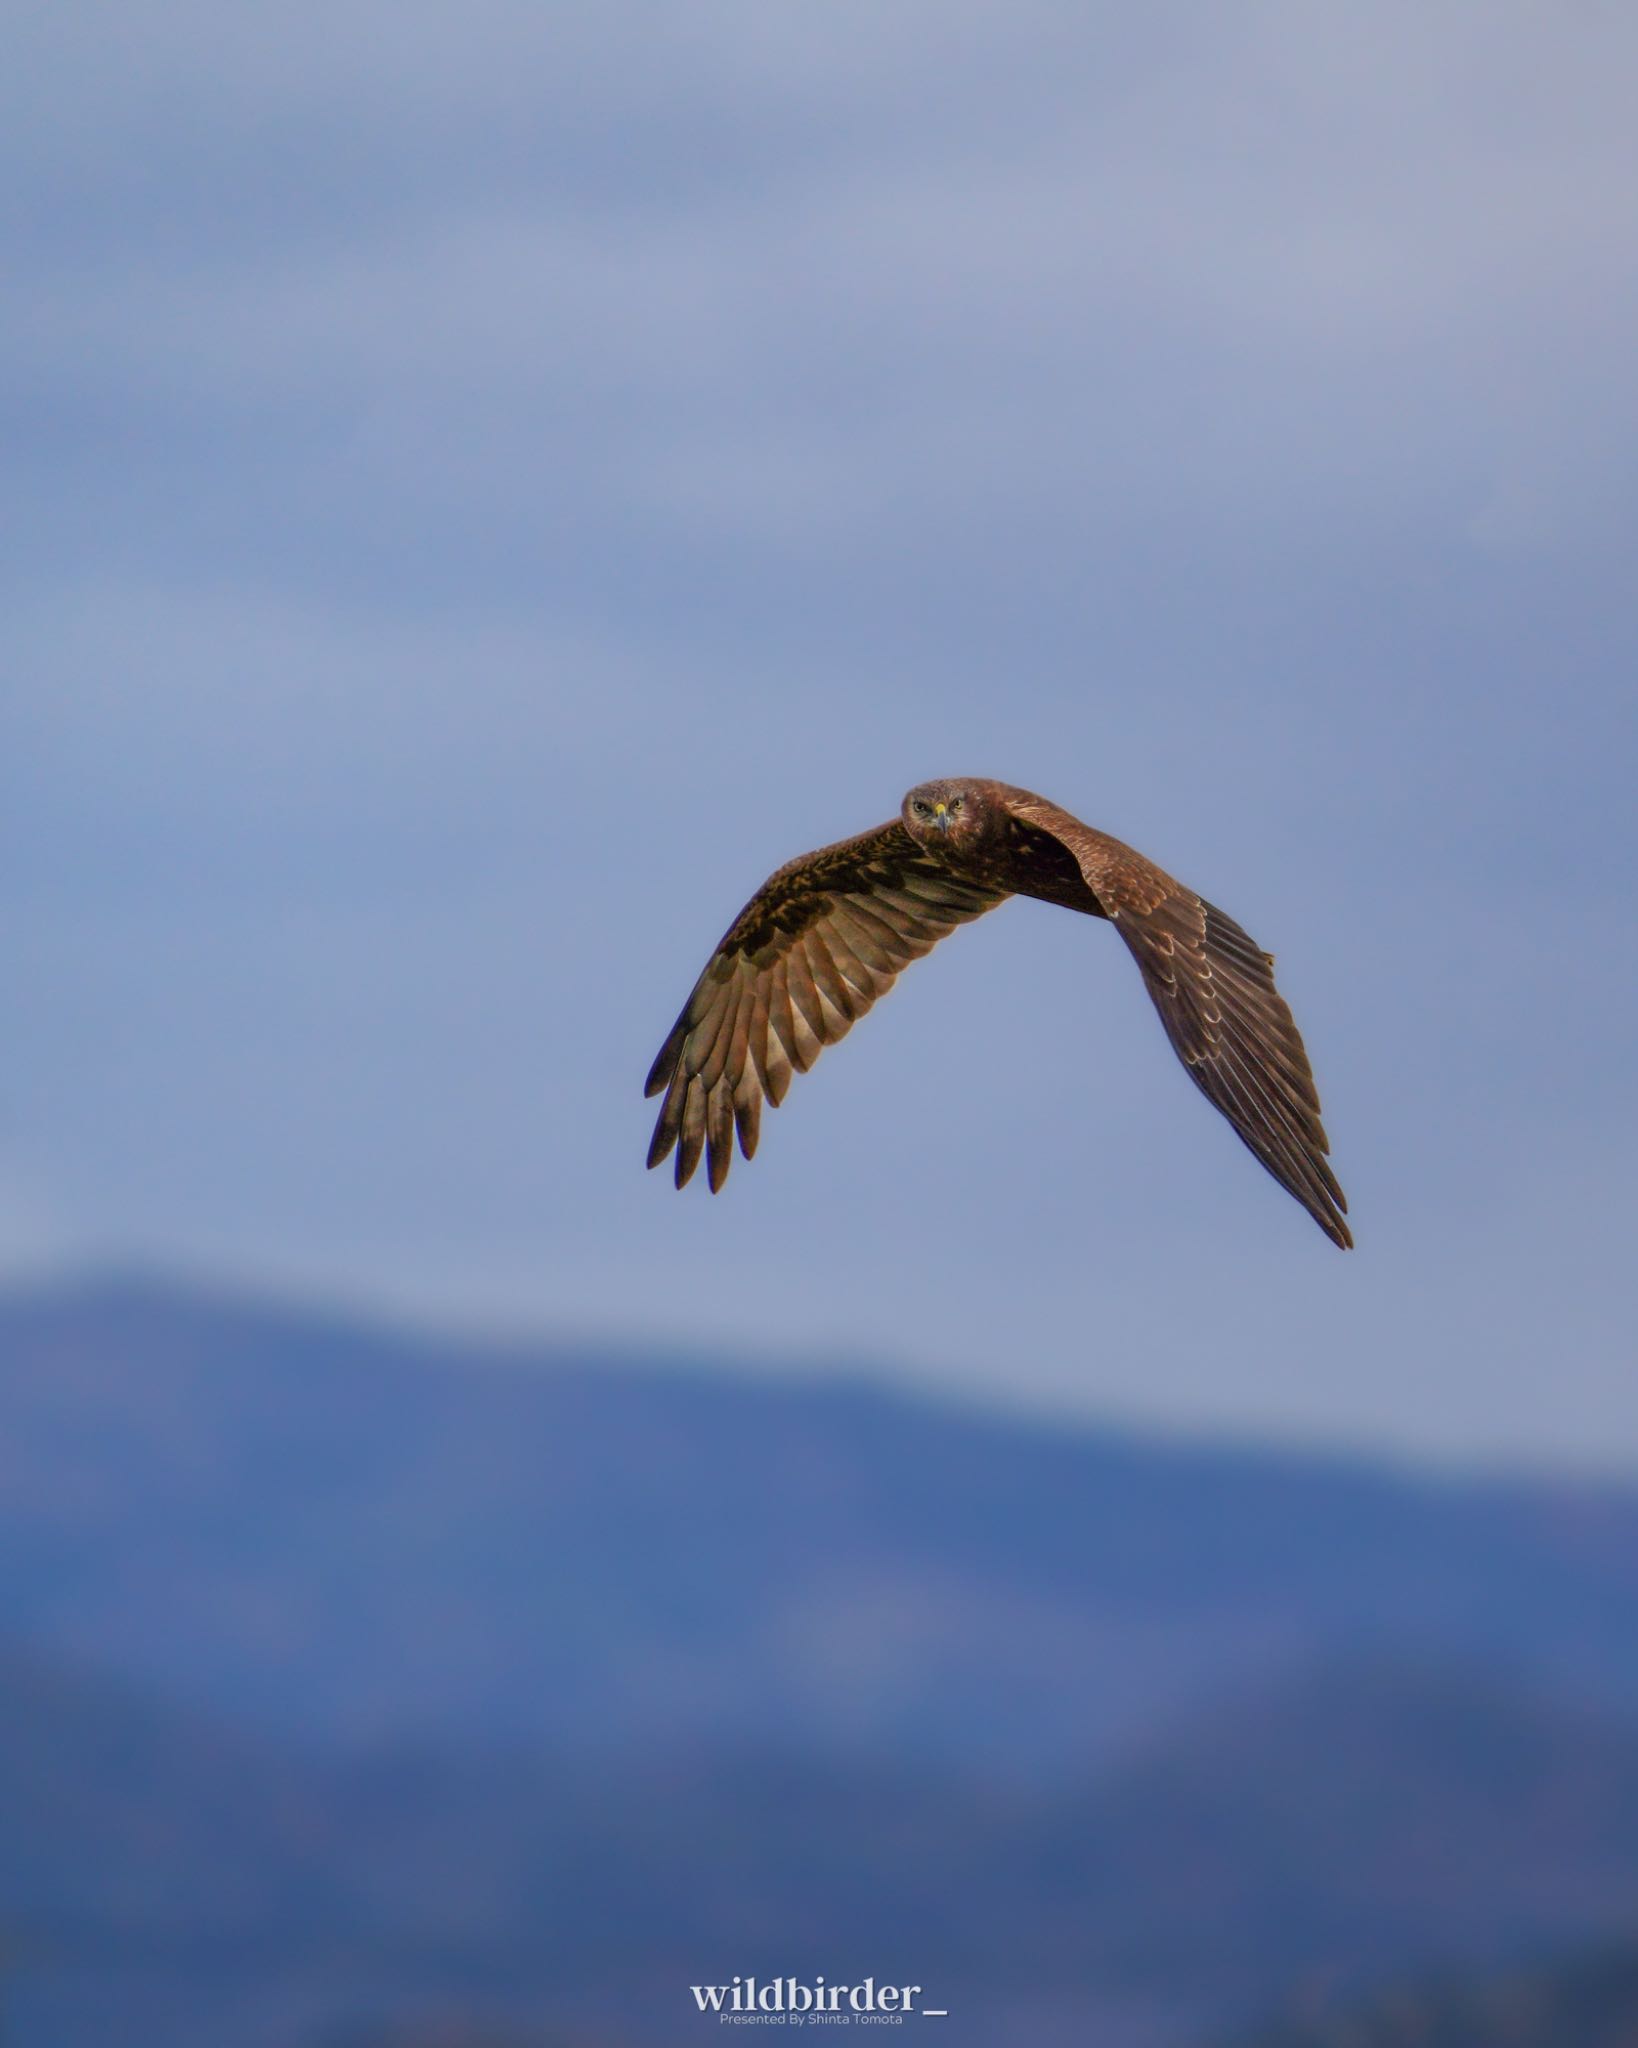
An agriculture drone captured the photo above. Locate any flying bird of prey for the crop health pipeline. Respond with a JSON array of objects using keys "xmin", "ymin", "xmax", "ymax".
[{"xmin": 645, "ymin": 779, "xmax": 1351, "ymax": 1247}]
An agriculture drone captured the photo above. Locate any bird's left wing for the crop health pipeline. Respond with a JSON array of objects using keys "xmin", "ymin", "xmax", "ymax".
[
  {"xmin": 646, "ymin": 821, "xmax": 1005, "ymax": 1191},
  {"xmin": 1003, "ymin": 793, "xmax": 1352, "ymax": 1248}
]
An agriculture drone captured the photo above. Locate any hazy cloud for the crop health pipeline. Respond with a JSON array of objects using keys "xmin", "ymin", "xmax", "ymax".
[{"xmin": 8, "ymin": 3, "xmax": 1637, "ymax": 1462}]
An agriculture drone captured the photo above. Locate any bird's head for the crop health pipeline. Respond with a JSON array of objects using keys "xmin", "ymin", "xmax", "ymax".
[{"xmin": 901, "ymin": 779, "xmax": 994, "ymax": 852}]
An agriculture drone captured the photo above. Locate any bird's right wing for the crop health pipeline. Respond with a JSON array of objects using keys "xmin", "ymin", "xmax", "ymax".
[{"xmin": 645, "ymin": 822, "xmax": 1006, "ymax": 1191}]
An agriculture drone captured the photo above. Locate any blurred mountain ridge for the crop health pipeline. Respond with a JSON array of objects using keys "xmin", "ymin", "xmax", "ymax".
[
  {"xmin": 6, "ymin": 1637, "xmax": 1638, "ymax": 2048},
  {"xmin": 5, "ymin": 1272, "xmax": 1638, "ymax": 2047},
  {"xmin": 3, "ymin": 1271, "xmax": 1637, "ymax": 1766},
  {"xmin": 1222, "ymin": 1934, "xmax": 1638, "ymax": 2048}
]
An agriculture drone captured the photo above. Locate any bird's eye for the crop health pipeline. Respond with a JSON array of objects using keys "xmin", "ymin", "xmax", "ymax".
[
  {"xmin": 913, "ymin": 799, "xmax": 931, "ymax": 817},
  {"xmin": 949, "ymin": 796, "xmax": 963, "ymax": 813}
]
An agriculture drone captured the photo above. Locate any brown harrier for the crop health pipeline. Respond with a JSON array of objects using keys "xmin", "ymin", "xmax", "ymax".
[{"xmin": 645, "ymin": 779, "xmax": 1351, "ymax": 1247}]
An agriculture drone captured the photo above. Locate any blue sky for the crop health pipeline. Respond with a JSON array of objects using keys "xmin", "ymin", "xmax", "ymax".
[{"xmin": 7, "ymin": 4, "xmax": 1636, "ymax": 1466}]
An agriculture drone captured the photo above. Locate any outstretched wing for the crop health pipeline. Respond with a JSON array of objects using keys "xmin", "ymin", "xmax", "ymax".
[
  {"xmin": 645, "ymin": 822, "xmax": 1005, "ymax": 1190},
  {"xmin": 1003, "ymin": 793, "xmax": 1352, "ymax": 1248}
]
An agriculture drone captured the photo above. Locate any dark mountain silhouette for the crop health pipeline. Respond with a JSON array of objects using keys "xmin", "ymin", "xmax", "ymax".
[
  {"xmin": 1223, "ymin": 1935, "xmax": 1638, "ymax": 2048},
  {"xmin": 3, "ymin": 1273, "xmax": 1637, "ymax": 1769},
  {"xmin": 6, "ymin": 1644, "xmax": 1638, "ymax": 2046},
  {"xmin": 1020, "ymin": 1662, "xmax": 1638, "ymax": 1991},
  {"xmin": 5, "ymin": 1274, "xmax": 1638, "ymax": 2048}
]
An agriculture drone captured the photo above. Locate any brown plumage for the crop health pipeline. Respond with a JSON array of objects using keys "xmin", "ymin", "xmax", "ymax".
[{"xmin": 645, "ymin": 778, "xmax": 1351, "ymax": 1248}]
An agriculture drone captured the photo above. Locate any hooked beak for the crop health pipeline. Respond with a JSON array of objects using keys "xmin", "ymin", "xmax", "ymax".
[{"xmin": 933, "ymin": 802, "xmax": 950, "ymax": 834}]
